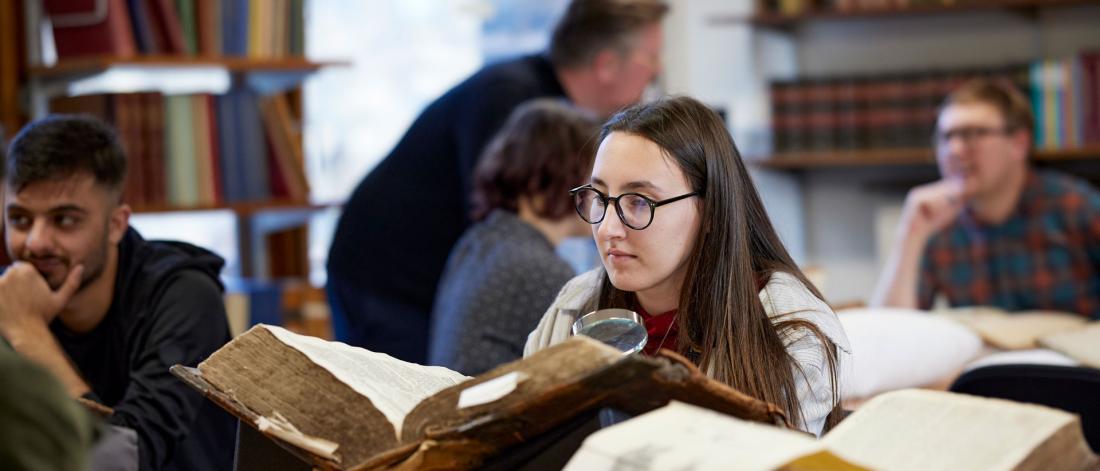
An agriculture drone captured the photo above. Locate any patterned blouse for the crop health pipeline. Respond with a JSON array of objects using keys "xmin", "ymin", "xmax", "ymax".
[{"xmin": 919, "ymin": 170, "xmax": 1100, "ymax": 319}]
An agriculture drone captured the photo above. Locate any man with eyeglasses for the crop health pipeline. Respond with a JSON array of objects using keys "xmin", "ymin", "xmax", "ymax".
[{"xmin": 871, "ymin": 79, "xmax": 1100, "ymax": 319}]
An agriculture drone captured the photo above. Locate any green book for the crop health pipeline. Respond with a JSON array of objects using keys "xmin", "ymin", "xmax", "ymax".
[{"xmin": 175, "ymin": 0, "xmax": 198, "ymax": 55}]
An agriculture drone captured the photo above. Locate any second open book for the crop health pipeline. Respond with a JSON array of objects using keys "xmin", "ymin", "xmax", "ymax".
[
  {"xmin": 568, "ymin": 389, "xmax": 1098, "ymax": 471},
  {"xmin": 937, "ymin": 307, "xmax": 1100, "ymax": 366}
]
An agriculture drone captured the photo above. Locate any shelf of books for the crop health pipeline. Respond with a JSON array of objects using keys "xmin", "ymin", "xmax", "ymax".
[
  {"xmin": 759, "ymin": 53, "xmax": 1100, "ymax": 170},
  {"xmin": 29, "ymin": 56, "xmax": 334, "ymax": 79},
  {"xmin": 50, "ymin": 90, "xmax": 312, "ymax": 209},
  {"xmin": 712, "ymin": 0, "xmax": 1100, "ymax": 30},
  {"xmin": 19, "ymin": 0, "xmax": 340, "ymax": 285},
  {"xmin": 757, "ymin": 146, "xmax": 1100, "ymax": 169}
]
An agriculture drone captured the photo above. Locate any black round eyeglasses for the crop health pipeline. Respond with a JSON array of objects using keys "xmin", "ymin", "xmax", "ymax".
[{"xmin": 569, "ymin": 185, "xmax": 699, "ymax": 230}]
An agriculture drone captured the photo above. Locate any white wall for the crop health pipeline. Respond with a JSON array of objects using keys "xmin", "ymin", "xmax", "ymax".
[
  {"xmin": 662, "ymin": 0, "xmax": 1100, "ymax": 303},
  {"xmin": 663, "ymin": 0, "xmax": 808, "ymax": 262}
]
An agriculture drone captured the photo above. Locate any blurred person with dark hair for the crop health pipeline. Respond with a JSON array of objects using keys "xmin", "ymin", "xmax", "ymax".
[
  {"xmin": 428, "ymin": 99, "xmax": 599, "ymax": 375},
  {"xmin": 0, "ymin": 115, "xmax": 235, "ymax": 470},
  {"xmin": 871, "ymin": 79, "xmax": 1100, "ymax": 319},
  {"xmin": 328, "ymin": 0, "xmax": 669, "ymax": 363}
]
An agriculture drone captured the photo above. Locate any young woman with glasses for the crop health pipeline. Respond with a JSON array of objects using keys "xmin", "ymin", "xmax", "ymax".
[{"xmin": 524, "ymin": 96, "xmax": 850, "ymax": 436}]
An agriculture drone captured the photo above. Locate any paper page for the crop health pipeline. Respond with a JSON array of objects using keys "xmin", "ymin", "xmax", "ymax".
[
  {"xmin": 1040, "ymin": 322, "xmax": 1100, "ymax": 368},
  {"xmin": 564, "ymin": 401, "xmax": 866, "ymax": 470},
  {"xmin": 963, "ymin": 348, "xmax": 1080, "ymax": 372},
  {"xmin": 937, "ymin": 309, "xmax": 1087, "ymax": 350},
  {"xmin": 257, "ymin": 412, "xmax": 340, "ymax": 460},
  {"xmin": 457, "ymin": 371, "xmax": 527, "ymax": 409},
  {"xmin": 265, "ymin": 325, "xmax": 470, "ymax": 437},
  {"xmin": 824, "ymin": 389, "xmax": 1076, "ymax": 471}
]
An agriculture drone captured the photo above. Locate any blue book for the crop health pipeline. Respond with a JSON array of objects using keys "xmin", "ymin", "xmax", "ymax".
[
  {"xmin": 126, "ymin": 0, "xmax": 159, "ymax": 53},
  {"xmin": 224, "ymin": 278, "xmax": 284, "ymax": 327},
  {"xmin": 1030, "ymin": 62, "xmax": 1045, "ymax": 149},
  {"xmin": 215, "ymin": 91, "xmax": 245, "ymax": 202},
  {"xmin": 237, "ymin": 89, "xmax": 271, "ymax": 201},
  {"xmin": 221, "ymin": 0, "xmax": 249, "ymax": 56}
]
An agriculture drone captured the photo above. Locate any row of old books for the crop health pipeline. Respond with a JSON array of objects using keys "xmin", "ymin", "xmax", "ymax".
[
  {"xmin": 50, "ymin": 89, "xmax": 310, "ymax": 208},
  {"xmin": 770, "ymin": 65, "xmax": 1028, "ymax": 154},
  {"xmin": 1031, "ymin": 53, "xmax": 1100, "ymax": 151},
  {"xmin": 770, "ymin": 53, "xmax": 1100, "ymax": 156},
  {"xmin": 44, "ymin": 0, "xmax": 304, "ymax": 59},
  {"xmin": 759, "ymin": 0, "xmax": 1024, "ymax": 16}
]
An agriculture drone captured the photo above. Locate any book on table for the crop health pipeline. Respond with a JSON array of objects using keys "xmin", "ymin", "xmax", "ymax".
[
  {"xmin": 935, "ymin": 306, "xmax": 1100, "ymax": 367},
  {"xmin": 566, "ymin": 389, "xmax": 1098, "ymax": 471},
  {"xmin": 171, "ymin": 324, "xmax": 786, "ymax": 470}
]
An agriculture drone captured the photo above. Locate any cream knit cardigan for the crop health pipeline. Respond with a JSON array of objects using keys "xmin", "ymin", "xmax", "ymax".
[{"xmin": 523, "ymin": 268, "xmax": 852, "ymax": 436}]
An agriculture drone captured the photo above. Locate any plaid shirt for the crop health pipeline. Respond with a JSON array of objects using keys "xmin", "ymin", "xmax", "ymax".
[{"xmin": 919, "ymin": 170, "xmax": 1100, "ymax": 319}]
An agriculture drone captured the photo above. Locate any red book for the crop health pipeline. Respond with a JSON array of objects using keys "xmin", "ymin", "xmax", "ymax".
[
  {"xmin": 44, "ymin": 0, "xmax": 137, "ymax": 59},
  {"xmin": 1082, "ymin": 53, "xmax": 1100, "ymax": 145},
  {"xmin": 205, "ymin": 95, "xmax": 225, "ymax": 204},
  {"xmin": 149, "ymin": 0, "xmax": 187, "ymax": 54}
]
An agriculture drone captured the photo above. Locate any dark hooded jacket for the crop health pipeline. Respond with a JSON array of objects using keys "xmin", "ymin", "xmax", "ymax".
[{"xmin": 49, "ymin": 227, "xmax": 235, "ymax": 471}]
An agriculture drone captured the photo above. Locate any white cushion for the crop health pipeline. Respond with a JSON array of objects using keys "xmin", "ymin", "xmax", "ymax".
[
  {"xmin": 837, "ymin": 307, "xmax": 983, "ymax": 399},
  {"xmin": 964, "ymin": 349, "xmax": 1080, "ymax": 372}
]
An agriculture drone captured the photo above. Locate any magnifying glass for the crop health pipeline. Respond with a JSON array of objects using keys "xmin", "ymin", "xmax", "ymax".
[{"xmin": 571, "ymin": 308, "xmax": 647, "ymax": 355}]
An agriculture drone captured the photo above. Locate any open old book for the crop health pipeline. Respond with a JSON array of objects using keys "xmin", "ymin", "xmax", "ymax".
[
  {"xmin": 936, "ymin": 307, "xmax": 1100, "ymax": 366},
  {"xmin": 171, "ymin": 324, "xmax": 786, "ymax": 470},
  {"xmin": 567, "ymin": 389, "xmax": 1098, "ymax": 471}
]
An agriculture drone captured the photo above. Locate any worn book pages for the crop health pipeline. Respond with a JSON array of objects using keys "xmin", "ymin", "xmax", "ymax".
[
  {"xmin": 198, "ymin": 324, "xmax": 469, "ymax": 467},
  {"xmin": 193, "ymin": 325, "xmax": 789, "ymax": 470},
  {"xmin": 564, "ymin": 401, "xmax": 869, "ymax": 471},
  {"xmin": 824, "ymin": 389, "xmax": 1098, "ymax": 471},
  {"xmin": 265, "ymin": 325, "xmax": 468, "ymax": 437},
  {"xmin": 1040, "ymin": 322, "xmax": 1100, "ymax": 368},
  {"xmin": 567, "ymin": 390, "xmax": 1097, "ymax": 471},
  {"xmin": 937, "ymin": 307, "xmax": 1088, "ymax": 350}
]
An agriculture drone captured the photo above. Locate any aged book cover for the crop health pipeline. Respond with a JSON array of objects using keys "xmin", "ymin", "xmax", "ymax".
[{"xmin": 174, "ymin": 324, "xmax": 784, "ymax": 470}]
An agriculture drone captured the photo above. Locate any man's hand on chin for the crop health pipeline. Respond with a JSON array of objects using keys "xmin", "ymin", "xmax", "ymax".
[{"xmin": 0, "ymin": 262, "xmax": 84, "ymax": 341}]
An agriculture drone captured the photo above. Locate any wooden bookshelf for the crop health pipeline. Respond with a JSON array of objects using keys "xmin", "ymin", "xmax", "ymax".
[
  {"xmin": 130, "ymin": 200, "xmax": 339, "ymax": 216},
  {"xmin": 28, "ymin": 56, "xmax": 344, "ymax": 79},
  {"xmin": 16, "ymin": 0, "xmax": 339, "ymax": 282},
  {"xmin": 756, "ymin": 147, "xmax": 1100, "ymax": 169},
  {"xmin": 709, "ymin": 0, "xmax": 1100, "ymax": 30},
  {"xmin": 25, "ymin": 56, "xmax": 346, "ymax": 117},
  {"xmin": 757, "ymin": 148, "xmax": 933, "ymax": 169}
]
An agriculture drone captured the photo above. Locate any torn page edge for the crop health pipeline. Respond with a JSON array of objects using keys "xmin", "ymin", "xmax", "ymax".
[
  {"xmin": 257, "ymin": 412, "xmax": 340, "ymax": 461},
  {"xmin": 458, "ymin": 371, "xmax": 528, "ymax": 409}
]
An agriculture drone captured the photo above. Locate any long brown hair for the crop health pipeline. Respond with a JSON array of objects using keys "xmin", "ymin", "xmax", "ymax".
[{"xmin": 590, "ymin": 96, "xmax": 840, "ymax": 428}]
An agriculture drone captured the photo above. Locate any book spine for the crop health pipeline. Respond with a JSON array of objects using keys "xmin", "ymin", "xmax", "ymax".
[
  {"xmin": 1030, "ymin": 62, "xmax": 1046, "ymax": 150},
  {"xmin": 45, "ymin": 0, "xmax": 137, "ymax": 58}
]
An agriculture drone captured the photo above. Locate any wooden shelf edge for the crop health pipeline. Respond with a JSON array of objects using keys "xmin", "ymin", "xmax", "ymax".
[
  {"xmin": 708, "ymin": 0, "xmax": 1100, "ymax": 27},
  {"xmin": 29, "ymin": 56, "xmax": 347, "ymax": 79},
  {"xmin": 754, "ymin": 148, "xmax": 933, "ymax": 169},
  {"xmin": 1034, "ymin": 146, "xmax": 1100, "ymax": 160},
  {"xmin": 131, "ymin": 200, "xmax": 340, "ymax": 216},
  {"xmin": 753, "ymin": 146, "xmax": 1100, "ymax": 169}
]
